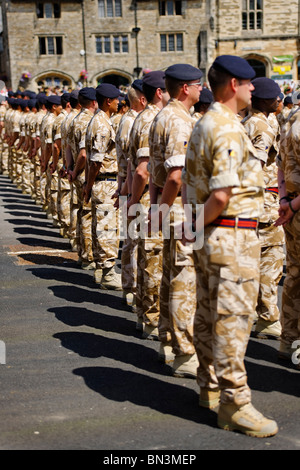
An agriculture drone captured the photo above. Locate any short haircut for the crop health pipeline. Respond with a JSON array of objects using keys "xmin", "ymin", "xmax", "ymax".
[
  {"xmin": 96, "ymin": 94, "xmax": 107, "ymax": 108},
  {"xmin": 127, "ymin": 86, "xmax": 143, "ymax": 106},
  {"xmin": 165, "ymin": 76, "xmax": 185, "ymax": 98},
  {"xmin": 69, "ymin": 96, "xmax": 79, "ymax": 109},
  {"xmin": 208, "ymin": 65, "xmax": 232, "ymax": 95},
  {"xmin": 142, "ymin": 83, "xmax": 157, "ymax": 103},
  {"xmin": 61, "ymin": 95, "xmax": 69, "ymax": 109},
  {"xmin": 78, "ymin": 94, "xmax": 93, "ymax": 108}
]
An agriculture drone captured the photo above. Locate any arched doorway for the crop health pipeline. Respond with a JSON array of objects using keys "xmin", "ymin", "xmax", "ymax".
[
  {"xmin": 34, "ymin": 72, "xmax": 73, "ymax": 92},
  {"xmin": 96, "ymin": 73, "xmax": 130, "ymax": 90},
  {"xmin": 246, "ymin": 59, "xmax": 266, "ymax": 77}
]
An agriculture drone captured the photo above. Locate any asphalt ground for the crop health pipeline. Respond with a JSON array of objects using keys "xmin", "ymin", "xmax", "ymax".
[{"xmin": 0, "ymin": 173, "xmax": 299, "ymax": 455}]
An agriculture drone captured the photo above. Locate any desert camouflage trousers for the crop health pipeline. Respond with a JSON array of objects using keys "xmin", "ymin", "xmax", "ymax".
[
  {"xmin": 257, "ymin": 222, "xmax": 285, "ymax": 322},
  {"xmin": 32, "ymin": 153, "xmax": 41, "ymax": 203},
  {"xmin": 69, "ymin": 183, "xmax": 78, "ymax": 245},
  {"xmin": 21, "ymin": 153, "xmax": 34, "ymax": 195},
  {"xmin": 129, "ymin": 190, "xmax": 163, "ymax": 325},
  {"xmin": 91, "ymin": 179, "xmax": 119, "ymax": 269},
  {"xmin": 0, "ymin": 139, "xmax": 9, "ymax": 174},
  {"xmin": 49, "ymin": 168, "xmax": 59, "ymax": 225},
  {"xmin": 281, "ymin": 210, "xmax": 300, "ymax": 345},
  {"xmin": 10, "ymin": 147, "xmax": 23, "ymax": 186},
  {"xmin": 57, "ymin": 161, "xmax": 71, "ymax": 238},
  {"xmin": 74, "ymin": 171, "xmax": 93, "ymax": 263},
  {"xmin": 40, "ymin": 170, "xmax": 47, "ymax": 209},
  {"xmin": 120, "ymin": 197, "xmax": 138, "ymax": 295},
  {"xmin": 193, "ymin": 226, "xmax": 261, "ymax": 406},
  {"xmin": 159, "ymin": 197, "xmax": 196, "ymax": 356}
]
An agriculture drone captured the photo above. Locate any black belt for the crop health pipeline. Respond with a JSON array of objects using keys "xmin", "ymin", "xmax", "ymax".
[
  {"xmin": 211, "ymin": 216, "xmax": 258, "ymax": 230},
  {"xmin": 96, "ymin": 174, "xmax": 117, "ymax": 181}
]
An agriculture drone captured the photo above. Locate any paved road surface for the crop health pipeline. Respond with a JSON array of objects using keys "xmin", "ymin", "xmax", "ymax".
[{"xmin": 0, "ymin": 174, "xmax": 299, "ymax": 452}]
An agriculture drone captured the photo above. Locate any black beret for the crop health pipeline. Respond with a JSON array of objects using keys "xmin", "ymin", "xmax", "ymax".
[
  {"xmin": 212, "ymin": 55, "xmax": 256, "ymax": 80},
  {"xmin": 142, "ymin": 70, "xmax": 166, "ymax": 89},
  {"xmin": 251, "ymin": 77, "xmax": 281, "ymax": 99},
  {"xmin": 19, "ymin": 99, "xmax": 29, "ymax": 109},
  {"xmin": 96, "ymin": 83, "xmax": 120, "ymax": 99},
  {"xmin": 7, "ymin": 91, "xmax": 14, "ymax": 97},
  {"xmin": 165, "ymin": 64, "xmax": 203, "ymax": 81},
  {"xmin": 28, "ymin": 98, "xmax": 38, "ymax": 109},
  {"xmin": 131, "ymin": 79, "xmax": 144, "ymax": 93},
  {"xmin": 13, "ymin": 98, "xmax": 22, "ymax": 107},
  {"xmin": 25, "ymin": 90, "xmax": 36, "ymax": 99},
  {"xmin": 70, "ymin": 89, "xmax": 79, "ymax": 100},
  {"xmin": 36, "ymin": 93, "xmax": 47, "ymax": 105},
  {"xmin": 79, "ymin": 87, "xmax": 97, "ymax": 101},
  {"xmin": 61, "ymin": 92, "xmax": 71, "ymax": 102},
  {"xmin": 46, "ymin": 95, "xmax": 61, "ymax": 105},
  {"xmin": 199, "ymin": 87, "xmax": 213, "ymax": 103},
  {"xmin": 284, "ymin": 95, "xmax": 293, "ymax": 105}
]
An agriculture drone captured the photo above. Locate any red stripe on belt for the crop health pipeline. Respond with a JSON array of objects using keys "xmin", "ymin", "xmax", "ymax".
[
  {"xmin": 265, "ymin": 187, "xmax": 278, "ymax": 194},
  {"xmin": 211, "ymin": 217, "xmax": 258, "ymax": 229}
]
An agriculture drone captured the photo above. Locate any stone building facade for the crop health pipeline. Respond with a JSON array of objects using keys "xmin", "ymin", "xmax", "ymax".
[{"xmin": 1, "ymin": 0, "xmax": 300, "ymax": 92}]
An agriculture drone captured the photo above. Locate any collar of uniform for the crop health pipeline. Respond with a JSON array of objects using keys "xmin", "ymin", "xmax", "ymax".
[
  {"xmin": 249, "ymin": 108, "xmax": 269, "ymax": 123},
  {"xmin": 168, "ymin": 98, "xmax": 192, "ymax": 116},
  {"xmin": 82, "ymin": 107, "xmax": 95, "ymax": 117},
  {"xmin": 96, "ymin": 108, "xmax": 111, "ymax": 124},
  {"xmin": 146, "ymin": 102, "xmax": 161, "ymax": 113},
  {"xmin": 210, "ymin": 101, "xmax": 240, "ymax": 121}
]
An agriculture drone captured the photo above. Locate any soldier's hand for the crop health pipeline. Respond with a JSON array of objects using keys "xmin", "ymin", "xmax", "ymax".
[{"xmin": 274, "ymin": 201, "xmax": 293, "ymax": 226}]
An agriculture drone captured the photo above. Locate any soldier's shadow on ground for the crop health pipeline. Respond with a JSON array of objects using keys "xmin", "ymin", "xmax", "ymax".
[
  {"xmin": 28, "ymin": 266, "xmax": 98, "ymax": 289},
  {"xmin": 73, "ymin": 366, "xmax": 216, "ymax": 428},
  {"xmin": 245, "ymin": 338, "xmax": 300, "ymax": 397},
  {"xmin": 53, "ymin": 331, "xmax": 170, "ymax": 377},
  {"xmin": 49, "ymin": 305, "xmax": 136, "ymax": 338}
]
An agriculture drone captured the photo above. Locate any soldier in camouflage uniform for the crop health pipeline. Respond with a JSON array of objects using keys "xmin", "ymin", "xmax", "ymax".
[
  {"xmin": 275, "ymin": 90, "xmax": 300, "ymax": 370},
  {"xmin": 277, "ymin": 95, "xmax": 294, "ymax": 130},
  {"xmin": 128, "ymin": 71, "xmax": 169, "ymax": 338},
  {"xmin": 8, "ymin": 98, "xmax": 23, "ymax": 187},
  {"xmin": 59, "ymin": 90, "xmax": 81, "ymax": 240},
  {"xmin": 3, "ymin": 97, "xmax": 14, "ymax": 178},
  {"xmin": 242, "ymin": 77, "xmax": 284, "ymax": 340},
  {"xmin": 192, "ymin": 87, "xmax": 213, "ymax": 123},
  {"xmin": 115, "ymin": 80, "xmax": 147, "ymax": 307},
  {"xmin": 183, "ymin": 55, "xmax": 278, "ymax": 437},
  {"xmin": 31, "ymin": 93, "xmax": 47, "ymax": 205},
  {"xmin": 24, "ymin": 98, "xmax": 38, "ymax": 197},
  {"xmin": 50, "ymin": 93, "xmax": 71, "ymax": 230},
  {"xmin": 40, "ymin": 96, "xmax": 62, "ymax": 215},
  {"xmin": 18, "ymin": 99, "xmax": 33, "ymax": 195},
  {"xmin": 149, "ymin": 64, "xmax": 202, "ymax": 376},
  {"xmin": 66, "ymin": 87, "xmax": 98, "ymax": 270},
  {"xmin": 0, "ymin": 98, "xmax": 8, "ymax": 175},
  {"xmin": 85, "ymin": 83, "xmax": 121, "ymax": 290}
]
